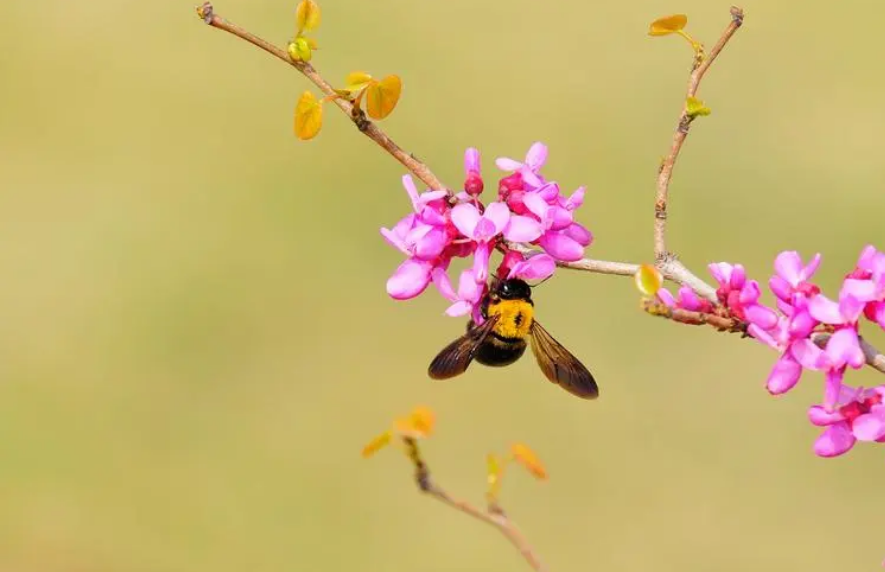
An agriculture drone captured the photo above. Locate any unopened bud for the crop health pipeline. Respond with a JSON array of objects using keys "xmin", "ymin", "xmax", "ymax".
[{"xmin": 465, "ymin": 171, "xmax": 484, "ymax": 196}]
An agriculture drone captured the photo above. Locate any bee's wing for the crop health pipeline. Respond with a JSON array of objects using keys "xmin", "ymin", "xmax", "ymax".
[
  {"xmin": 529, "ymin": 320, "xmax": 599, "ymax": 399},
  {"xmin": 428, "ymin": 315, "xmax": 500, "ymax": 380}
]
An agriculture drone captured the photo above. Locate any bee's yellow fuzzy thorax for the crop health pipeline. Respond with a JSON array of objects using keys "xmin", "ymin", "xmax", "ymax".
[{"xmin": 488, "ymin": 299, "xmax": 534, "ymax": 339}]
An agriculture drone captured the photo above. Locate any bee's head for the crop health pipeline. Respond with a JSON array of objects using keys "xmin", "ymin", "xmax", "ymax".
[{"xmin": 494, "ymin": 278, "xmax": 532, "ymax": 301}]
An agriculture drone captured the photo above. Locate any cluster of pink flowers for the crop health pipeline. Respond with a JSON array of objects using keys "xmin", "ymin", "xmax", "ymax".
[
  {"xmin": 658, "ymin": 246, "xmax": 885, "ymax": 458},
  {"xmin": 381, "ymin": 143, "xmax": 592, "ymax": 322}
]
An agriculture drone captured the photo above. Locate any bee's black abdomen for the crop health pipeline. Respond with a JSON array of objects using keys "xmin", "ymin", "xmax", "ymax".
[{"xmin": 475, "ymin": 334, "xmax": 527, "ymax": 367}]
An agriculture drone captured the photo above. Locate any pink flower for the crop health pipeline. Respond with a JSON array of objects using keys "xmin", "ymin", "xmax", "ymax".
[
  {"xmin": 451, "ymin": 202, "xmax": 507, "ymax": 283},
  {"xmin": 656, "ymin": 285, "xmax": 714, "ymax": 312},
  {"xmin": 382, "ymin": 143, "xmax": 594, "ymax": 318},
  {"xmin": 433, "ymin": 267, "xmax": 485, "ymax": 320},
  {"xmin": 496, "ymin": 142, "xmax": 548, "ymax": 189},
  {"xmin": 516, "ymin": 185, "xmax": 592, "ymax": 262},
  {"xmin": 769, "ymin": 251, "xmax": 822, "ymax": 311},
  {"xmin": 808, "ymin": 384, "xmax": 885, "ymax": 457},
  {"xmin": 845, "ymin": 245, "xmax": 885, "ymax": 330},
  {"xmin": 507, "ymin": 253, "xmax": 556, "ymax": 282},
  {"xmin": 708, "ymin": 262, "xmax": 777, "ymax": 327}
]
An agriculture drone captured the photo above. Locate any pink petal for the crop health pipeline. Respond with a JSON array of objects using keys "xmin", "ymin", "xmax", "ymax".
[
  {"xmin": 766, "ymin": 353, "xmax": 803, "ymax": 395},
  {"xmin": 523, "ymin": 191, "xmax": 550, "ymax": 220},
  {"xmin": 473, "ymin": 241, "xmax": 491, "ymax": 283},
  {"xmin": 524, "ymin": 142, "xmax": 548, "ymax": 170},
  {"xmin": 564, "ymin": 223, "xmax": 593, "ymax": 247},
  {"xmin": 432, "ymin": 267, "xmax": 457, "ymax": 301},
  {"xmin": 790, "ymin": 339, "xmax": 829, "ymax": 371},
  {"xmin": 565, "ymin": 186, "xmax": 585, "ymax": 210},
  {"xmin": 748, "ymin": 323, "xmax": 780, "ymax": 349},
  {"xmin": 483, "ymin": 202, "xmax": 511, "ymax": 235},
  {"xmin": 495, "ymin": 157, "xmax": 523, "ymax": 171},
  {"xmin": 775, "ymin": 251, "xmax": 804, "ymax": 286},
  {"xmin": 451, "ymin": 203, "xmax": 480, "ymax": 238},
  {"xmin": 857, "ymin": 245, "xmax": 878, "ymax": 270},
  {"xmin": 656, "ymin": 288, "xmax": 676, "ymax": 308},
  {"xmin": 509, "ymin": 254, "xmax": 556, "ymax": 281},
  {"xmin": 769, "ymin": 275, "xmax": 793, "ymax": 302},
  {"xmin": 676, "ymin": 286, "xmax": 702, "ymax": 311},
  {"xmin": 738, "ymin": 280, "xmax": 761, "ymax": 305},
  {"xmin": 548, "ymin": 206, "xmax": 573, "ymax": 231},
  {"xmin": 387, "ymin": 259, "xmax": 432, "ymax": 300},
  {"xmin": 852, "ymin": 412, "xmax": 885, "ymax": 441},
  {"xmin": 537, "ymin": 183, "xmax": 560, "ymax": 202},
  {"xmin": 708, "ymin": 262, "xmax": 732, "ymax": 287},
  {"xmin": 841, "ymin": 279, "xmax": 878, "ymax": 303},
  {"xmin": 413, "ymin": 228, "xmax": 447, "ymax": 261},
  {"xmin": 402, "ymin": 175, "xmax": 420, "ymax": 206},
  {"xmin": 538, "ymin": 231, "xmax": 583, "ymax": 262},
  {"xmin": 745, "ymin": 304, "xmax": 778, "ymax": 330},
  {"xmin": 445, "ymin": 300, "xmax": 474, "ymax": 317},
  {"xmin": 813, "ymin": 423, "xmax": 856, "ymax": 457},
  {"xmin": 464, "ymin": 148, "xmax": 480, "ymax": 173},
  {"xmin": 417, "ymin": 190, "xmax": 449, "ymax": 205},
  {"xmin": 521, "ymin": 169, "xmax": 544, "ymax": 189},
  {"xmin": 808, "ymin": 294, "xmax": 845, "ymax": 324},
  {"xmin": 503, "ymin": 215, "xmax": 543, "ymax": 243},
  {"xmin": 838, "ymin": 294, "xmax": 866, "ymax": 323},
  {"xmin": 404, "ymin": 224, "xmax": 432, "ymax": 243},
  {"xmin": 803, "ymin": 253, "xmax": 822, "ymax": 281},
  {"xmin": 787, "ymin": 309, "xmax": 817, "ymax": 339},
  {"xmin": 823, "ymin": 369, "xmax": 844, "ymax": 411},
  {"xmin": 808, "ymin": 405, "xmax": 844, "ymax": 427},
  {"xmin": 456, "ymin": 269, "xmax": 483, "ymax": 302},
  {"xmin": 474, "ymin": 218, "xmax": 497, "ymax": 241},
  {"xmin": 729, "ymin": 264, "xmax": 746, "ymax": 289},
  {"xmin": 826, "ymin": 328, "xmax": 864, "ymax": 369}
]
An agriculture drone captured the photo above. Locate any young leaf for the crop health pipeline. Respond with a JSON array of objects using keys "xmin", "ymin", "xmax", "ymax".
[
  {"xmin": 361, "ymin": 430, "xmax": 393, "ymax": 458},
  {"xmin": 345, "ymin": 71, "xmax": 374, "ymax": 92},
  {"xmin": 395, "ymin": 405, "xmax": 435, "ymax": 438},
  {"xmin": 287, "ymin": 37, "xmax": 314, "ymax": 62},
  {"xmin": 634, "ymin": 264, "xmax": 663, "ymax": 296},
  {"xmin": 685, "ymin": 96, "xmax": 712, "ymax": 117},
  {"xmin": 365, "ymin": 75, "xmax": 402, "ymax": 120},
  {"xmin": 511, "ymin": 443, "xmax": 547, "ymax": 480},
  {"xmin": 296, "ymin": 0, "xmax": 321, "ymax": 33},
  {"xmin": 294, "ymin": 90, "xmax": 323, "ymax": 140},
  {"xmin": 648, "ymin": 14, "xmax": 688, "ymax": 36}
]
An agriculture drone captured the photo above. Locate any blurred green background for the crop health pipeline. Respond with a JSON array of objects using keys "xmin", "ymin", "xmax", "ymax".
[{"xmin": 2, "ymin": 0, "xmax": 884, "ymax": 570}]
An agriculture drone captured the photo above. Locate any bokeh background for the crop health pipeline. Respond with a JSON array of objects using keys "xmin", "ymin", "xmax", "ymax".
[{"xmin": 2, "ymin": 0, "xmax": 884, "ymax": 570}]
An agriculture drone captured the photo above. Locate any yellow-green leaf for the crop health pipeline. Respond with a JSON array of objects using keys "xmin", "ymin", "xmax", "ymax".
[
  {"xmin": 685, "ymin": 96, "xmax": 711, "ymax": 117},
  {"xmin": 361, "ymin": 430, "xmax": 392, "ymax": 458},
  {"xmin": 634, "ymin": 264, "xmax": 663, "ymax": 296},
  {"xmin": 345, "ymin": 71, "xmax": 373, "ymax": 92},
  {"xmin": 287, "ymin": 37, "xmax": 313, "ymax": 62},
  {"xmin": 395, "ymin": 405, "xmax": 435, "ymax": 438},
  {"xmin": 294, "ymin": 90, "xmax": 323, "ymax": 140},
  {"xmin": 365, "ymin": 75, "xmax": 402, "ymax": 120},
  {"xmin": 511, "ymin": 443, "xmax": 547, "ymax": 480},
  {"xmin": 296, "ymin": 0, "xmax": 321, "ymax": 33},
  {"xmin": 648, "ymin": 14, "xmax": 687, "ymax": 36}
]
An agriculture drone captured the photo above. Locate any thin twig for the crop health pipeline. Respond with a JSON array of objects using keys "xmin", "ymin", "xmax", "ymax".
[
  {"xmin": 403, "ymin": 437, "xmax": 547, "ymax": 572},
  {"xmin": 643, "ymin": 300, "xmax": 885, "ymax": 374},
  {"xmin": 653, "ymin": 6, "xmax": 744, "ymax": 258},
  {"xmin": 195, "ymin": 2, "xmax": 446, "ymax": 192},
  {"xmin": 641, "ymin": 298, "xmax": 747, "ymax": 333}
]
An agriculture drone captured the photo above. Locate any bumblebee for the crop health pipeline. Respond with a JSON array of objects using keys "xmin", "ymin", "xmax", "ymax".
[{"xmin": 428, "ymin": 278, "xmax": 598, "ymax": 399}]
